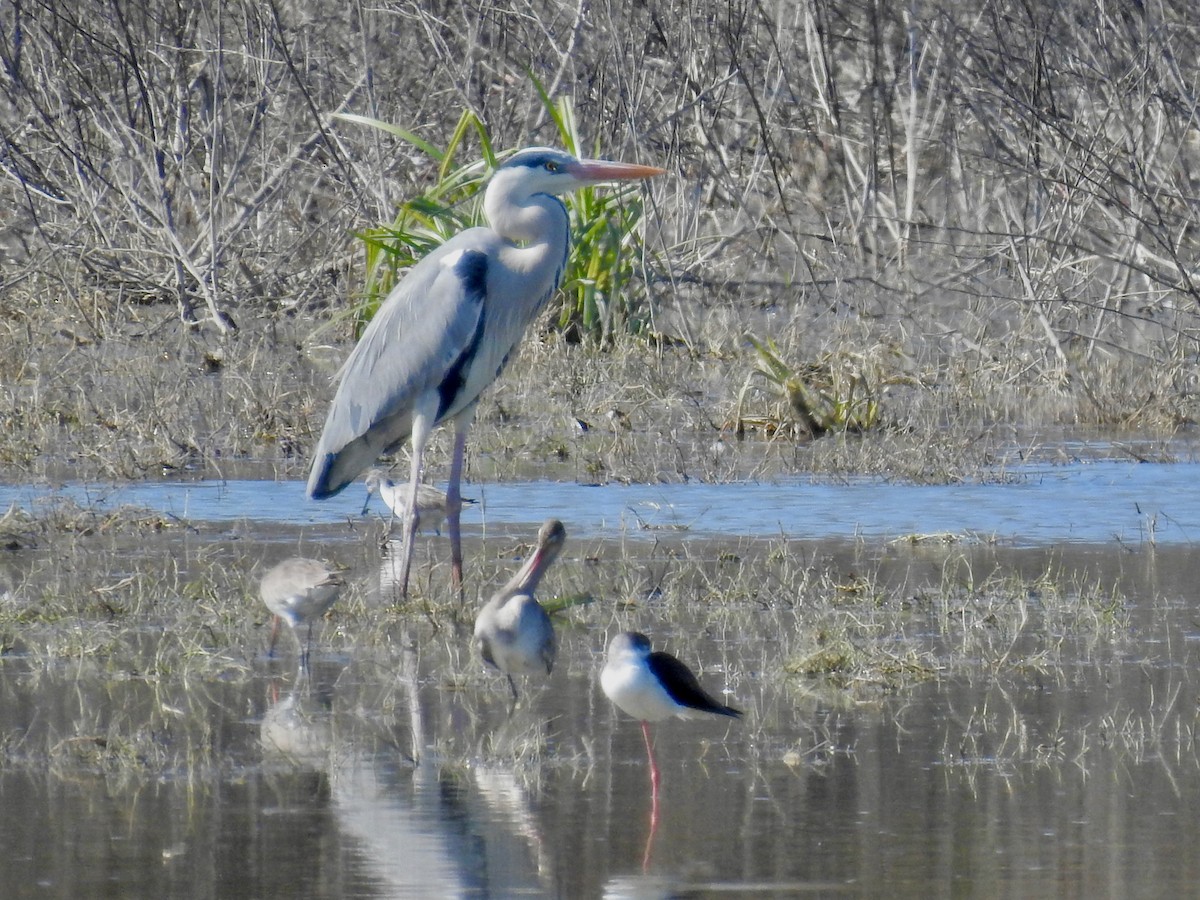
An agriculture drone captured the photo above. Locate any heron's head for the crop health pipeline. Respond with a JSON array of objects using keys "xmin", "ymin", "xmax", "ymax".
[{"xmin": 493, "ymin": 147, "xmax": 663, "ymax": 197}]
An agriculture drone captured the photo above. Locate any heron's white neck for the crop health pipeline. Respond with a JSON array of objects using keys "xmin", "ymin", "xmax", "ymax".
[{"xmin": 484, "ymin": 184, "xmax": 570, "ymax": 276}]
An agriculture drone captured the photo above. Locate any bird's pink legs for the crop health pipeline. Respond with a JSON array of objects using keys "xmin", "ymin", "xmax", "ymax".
[
  {"xmin": 641, "ymin": 720, "xmax": 661, "ymax": 872},
  {"xmin": 641, "ymin": 720, "xmax": 662, "ymax": 799},
  {"xmin": 445, "ymin": 422, "xmax": 470, "ymax": 592}
]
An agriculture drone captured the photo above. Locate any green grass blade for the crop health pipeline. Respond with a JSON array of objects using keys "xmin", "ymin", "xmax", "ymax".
[{"xmin": 333, "ymin": 113, "xmax": 444, "ymax": 161}]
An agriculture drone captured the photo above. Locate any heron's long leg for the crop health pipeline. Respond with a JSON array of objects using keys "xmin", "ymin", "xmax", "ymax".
[
  {"xmin": 445, "ymin": 415, "xmax": 472, "ymax": 591},
  {"xmin": 397, "ymin": 411, "xmax": 433, "ymax": 597}
]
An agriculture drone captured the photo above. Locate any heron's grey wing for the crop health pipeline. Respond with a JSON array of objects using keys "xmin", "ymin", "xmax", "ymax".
[{"xmin": 307, "ymin": 237, "xmax": 491, "ymax": 498}]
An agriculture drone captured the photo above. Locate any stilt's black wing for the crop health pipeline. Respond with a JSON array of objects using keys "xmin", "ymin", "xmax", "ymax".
[{"xmin": 647, "ymin": 651, "xmax": 742, "ymax": 718}]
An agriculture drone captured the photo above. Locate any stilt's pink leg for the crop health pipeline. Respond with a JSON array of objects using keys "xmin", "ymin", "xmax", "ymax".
[{"xmin": 641, "ymin": 720, "xmax": 661, "ymax": 872}]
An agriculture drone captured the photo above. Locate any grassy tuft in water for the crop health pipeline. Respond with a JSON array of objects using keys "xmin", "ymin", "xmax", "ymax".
[{"xmin": 737, "ymin": 335, "xmax": 883, "ymax": 439}]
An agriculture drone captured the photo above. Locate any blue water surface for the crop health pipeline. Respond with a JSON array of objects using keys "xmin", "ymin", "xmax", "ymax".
[{"xmin": 3, "ymin": 460, "xmax": 1196, "ymax": 547}]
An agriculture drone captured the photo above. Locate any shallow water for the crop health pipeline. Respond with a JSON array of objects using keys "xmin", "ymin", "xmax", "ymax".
[
  {"xmin": 5, "ymin": 458, "xmax": 1200, "ymax": 545},
  {"xmin": 1, "ymin": 466, "xmax": 1199, "ymax": 897}
]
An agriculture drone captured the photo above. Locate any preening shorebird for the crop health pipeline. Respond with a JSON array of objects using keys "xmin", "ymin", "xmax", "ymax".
[
  {"xmin": 473, "ymin": 519, "xmax": 566, "ymax": 701},
  {"xmin": 306, "ymin": 149, "xmax": 663, "ymax": 597},
  {"xmin": 261, "ymin": 557, "xmax": 345, "ymax": 669}
]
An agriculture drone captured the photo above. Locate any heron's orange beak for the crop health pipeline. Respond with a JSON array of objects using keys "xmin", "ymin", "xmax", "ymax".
[{"xmin": 571, "ymin": 159, "xmax": 666, "ymax": 182}]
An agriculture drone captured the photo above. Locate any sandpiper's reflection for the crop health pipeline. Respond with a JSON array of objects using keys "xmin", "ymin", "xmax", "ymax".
[{"xmin": 376, "ymin": 535, "xmax": 447, "ymax": 600}]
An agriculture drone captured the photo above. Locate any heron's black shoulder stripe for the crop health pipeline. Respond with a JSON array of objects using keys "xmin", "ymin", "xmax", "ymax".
[
  {"xmin": 453, "ymin": 248, "xmax": 489, "ymax": 297},
  {"xmin": 436, "ymin": 250, "xmax": 489, "ymax": 421}
]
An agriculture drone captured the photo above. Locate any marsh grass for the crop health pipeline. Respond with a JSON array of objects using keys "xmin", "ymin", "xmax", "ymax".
[
  {"xmin": 0, "ymin": 312, "xmax": 330, "ymax": 484},
  {"xmin": 0, "ymin": 484, "xmax": 1190, "ymax": 786},
  {"xmin": 940, "ymin": 662, "xmax": 1196, "ymax": 782},
  {"xmin": 737, "ymin": 336, "xmax": 884, "ymax": 439},
  {"xmin": 0, "ymin": 293, "xmax": 1192, "ymax": 490}
]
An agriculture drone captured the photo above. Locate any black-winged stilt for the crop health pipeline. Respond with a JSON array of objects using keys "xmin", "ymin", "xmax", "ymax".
[{"xmin": 601, "ymin": 630, "xmax": 741, "ymax": 841}]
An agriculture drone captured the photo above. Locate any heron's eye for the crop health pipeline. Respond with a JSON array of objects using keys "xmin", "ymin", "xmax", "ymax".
[{"xmin": 545, "ymin": 161, "xmax": 559, "ymax": 172}]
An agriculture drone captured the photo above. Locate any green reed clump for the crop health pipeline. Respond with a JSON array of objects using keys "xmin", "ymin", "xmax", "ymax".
[
  {"xmin": 343, "ymin": 108, "xmax": 496, "ymax": 336},
  {"xmin": 341, "ymin": 87, "xmax": 657, "ymax": 344}
]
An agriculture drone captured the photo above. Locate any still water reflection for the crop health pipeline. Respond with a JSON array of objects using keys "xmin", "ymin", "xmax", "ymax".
[{"xmin": 0, "ymin": 471, "xmax": 1198, "ymax": 897}]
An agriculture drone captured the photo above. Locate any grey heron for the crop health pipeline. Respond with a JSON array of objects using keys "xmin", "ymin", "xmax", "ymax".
[
  {"xmin": 600, "ymin": 630, "xmax": 741, "ymax": 817},
  {"xmin": 473, "ymin": 518, "xmax": 566, "ymax": 702},
  {"xmin": 261, "ymin": 557, "xmax": 346, "ymax": 670},
  {"xmin": 306, "ymin": 148, "xmax": 663, "ymax": 597}
]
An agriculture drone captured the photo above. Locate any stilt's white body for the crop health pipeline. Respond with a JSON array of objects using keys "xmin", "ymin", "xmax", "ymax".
[
  {"xmin": 601, "ymin": 631, "xmax": 741, "ymax": 723},
  {"xmin": 602, "ymin": 646, "xmax": 696, "ymax": 722}
]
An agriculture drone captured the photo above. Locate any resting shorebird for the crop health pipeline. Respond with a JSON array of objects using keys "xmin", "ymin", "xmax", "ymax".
[
  {"xmin": 362, "ymin": 469, "xmax": 472, "ymax": 535},
  {"xmin": 601, "ymin": 631, "xmax": 741, "ymax": 794},
  {"xmin": 473, "ymin": 519, "xmax": 566, "ymax": 702},
  {"xmin": 261, "ymin": 557, "xmax": 345, "ymax": 670}
]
